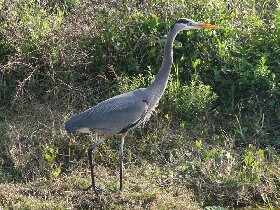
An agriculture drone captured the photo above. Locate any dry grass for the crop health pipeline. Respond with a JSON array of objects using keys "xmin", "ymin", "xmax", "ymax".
[
  {"xmin": 0, "ymin": 161, "xmax": 199, "ymax": 209},
  {"xmin": 0, "ymin": 101, "xmax": 279, "ymax": 209},
  {"xmin": 0, "ymin": 0, "xmax": 279, "ymax": 209}
]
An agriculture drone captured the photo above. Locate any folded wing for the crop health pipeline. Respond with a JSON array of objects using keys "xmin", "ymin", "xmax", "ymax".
[{"xmin": 65, "ymin": 89, "xmax": 148, "ymax": 134}]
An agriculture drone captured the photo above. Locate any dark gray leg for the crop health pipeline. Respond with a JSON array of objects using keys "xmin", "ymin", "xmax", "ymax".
[
  {"xmin": 119, "ymin": 135, "xmax": 125, "ymax": 191},
  {"xmin": 84, "ymin": 137, "xmax": 106, "ymax": 196}
]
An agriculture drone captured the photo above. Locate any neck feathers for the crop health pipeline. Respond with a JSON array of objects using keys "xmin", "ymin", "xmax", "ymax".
[{"xmin": 147, "ymin": 28, "xmax": 179, "ymax": 106}]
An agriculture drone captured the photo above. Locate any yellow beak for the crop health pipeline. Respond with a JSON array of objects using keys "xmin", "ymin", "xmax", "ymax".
[{"xmin": 197, "ymin": 23, "xmax": 219, "ymax": 29}]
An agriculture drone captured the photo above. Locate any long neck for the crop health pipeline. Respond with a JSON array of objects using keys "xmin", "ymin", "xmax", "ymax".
[{"xmin": 147, "ymin": 28, "xmax": 179, "ymax": 103}]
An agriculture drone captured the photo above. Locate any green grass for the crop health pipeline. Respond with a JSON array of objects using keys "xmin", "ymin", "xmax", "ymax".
[
  {"xmin": 0, "ymin": 102, "xmax": 278, "ymax": 209},
  {"xmin": 0, "ymin": 0, "xmax": 279, "ymax": 209}
]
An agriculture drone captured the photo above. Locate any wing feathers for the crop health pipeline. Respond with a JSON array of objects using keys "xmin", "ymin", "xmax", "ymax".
[{"xmin": 65, "ymin": 89, "xmax": 148, "ymax": 134}]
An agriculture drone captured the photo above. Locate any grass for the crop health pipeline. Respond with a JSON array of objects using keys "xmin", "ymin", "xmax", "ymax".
[
  {"xmin": 0, "ymin": 164, "xmax": 200, "ymax": 209},
  {"xmin": 0, "ymin": 0, "xmax": 279, "ymax": 209},
  {"xmin": 0, "ymin": 102, "xmax": 278, "ymax": 209}
]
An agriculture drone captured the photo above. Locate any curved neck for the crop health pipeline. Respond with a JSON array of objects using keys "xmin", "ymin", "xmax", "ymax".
[{"xmin": 148, "ymin": 28, "xmax": 179, "ymax": 99}]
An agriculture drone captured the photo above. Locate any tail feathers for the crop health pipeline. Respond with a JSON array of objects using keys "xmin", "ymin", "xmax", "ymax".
[{"xmin": 65, "ymin": 113, "xmax": 84, "ymax": 133}]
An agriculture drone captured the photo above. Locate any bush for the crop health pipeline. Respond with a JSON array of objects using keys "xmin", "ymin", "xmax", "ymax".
[{"xmin": 0, "ymin": 0, "xmax": 279, "ymax": 209}]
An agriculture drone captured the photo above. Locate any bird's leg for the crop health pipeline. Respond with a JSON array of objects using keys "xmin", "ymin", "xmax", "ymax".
[
  {"xmin": 84, "ymin": 137, "xmax": 107, "ymax": 196},
  {"xmin": 119, "ymin": 134, "xmax": 125, "ymax": 191}
]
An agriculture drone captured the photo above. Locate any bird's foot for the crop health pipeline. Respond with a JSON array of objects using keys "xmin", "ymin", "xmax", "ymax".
[{"xmin": 84, "ymin": 185, "xmax": 102, "ymax": 196}]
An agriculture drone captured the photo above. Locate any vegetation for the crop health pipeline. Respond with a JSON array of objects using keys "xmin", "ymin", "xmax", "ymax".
[{"xmin": 0, "ymin": 0, "xmax": 279, "ymax": 209}]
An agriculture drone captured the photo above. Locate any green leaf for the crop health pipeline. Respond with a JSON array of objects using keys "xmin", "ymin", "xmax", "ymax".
[
  {"xmin": 195, "ymin": 139, "xmax": 202, "ymax": 150},
  {"xmin": 275, "ymin": 8, "xmax": 280, "ymax": 31},
  {"xmin": 173, "ymin": 40, "xmax": 182, "ymax": 49},
  {"xmin": 45, "ymin": 153, "xmax": 55, "ymax": 163},
  {"xmin": 52, "ymin": 167, "xmax": 61, "ymax": 178},
  {"xmin": 203, "ymin": 148, "xmax": 216, "ymax": 160},
  {"xmin": 192, "ymin": 58, "xmax": 201, "ymax": 69}
]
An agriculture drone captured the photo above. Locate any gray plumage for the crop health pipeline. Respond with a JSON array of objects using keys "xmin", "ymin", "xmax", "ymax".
[
  {"xmin": 65, "ymin": 27, "xmax": 176, "ymax": 135},
  {"xmin": 65, "ymin": 88, "xmax": 148, "ymax": 134},
  {"xmin": 65, "ymin": 18, "xmax": 218, "ymax": 195}
]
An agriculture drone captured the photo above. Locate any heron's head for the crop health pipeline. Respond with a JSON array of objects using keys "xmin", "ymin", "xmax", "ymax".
[{"xmin": 171, "ymin": 18, "xmax": 218, "ymax": 31}]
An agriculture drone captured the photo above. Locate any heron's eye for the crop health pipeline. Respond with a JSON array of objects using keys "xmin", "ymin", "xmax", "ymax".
[{"xmin": 187, "ymin": 22, "xmax": 193, "ymax": 26}]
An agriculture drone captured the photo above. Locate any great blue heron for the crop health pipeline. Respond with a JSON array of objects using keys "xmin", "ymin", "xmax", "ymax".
[{"xmin": 65, "ymin": 18, "xmax": 218, "ymax": 195}]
